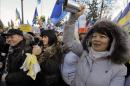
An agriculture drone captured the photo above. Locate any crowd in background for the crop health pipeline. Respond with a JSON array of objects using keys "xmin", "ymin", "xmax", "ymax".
[{"xmin": 0, "ymin": 6, "xmax": 130, "ymax": 86}]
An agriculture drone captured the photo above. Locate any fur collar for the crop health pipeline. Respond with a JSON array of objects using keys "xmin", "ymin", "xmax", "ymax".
[
  {"xmin": 82, "ymin": 20, "xmax": 130, "ymax": 64},
  {"xmin": 38, "ymin": 44, "xmax": 60, "ymax": 63}
]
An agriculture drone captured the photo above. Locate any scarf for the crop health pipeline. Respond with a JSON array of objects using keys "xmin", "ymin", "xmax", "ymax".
[
  {"xmin": 89, "ymin": 48, "xmax": 109, "ymax": 60},
  {"xmin": 20, "ymin": 53, "xmax": 41, "ymax": 80}
]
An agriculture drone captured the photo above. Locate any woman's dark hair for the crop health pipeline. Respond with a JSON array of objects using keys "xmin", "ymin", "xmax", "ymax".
[
  {"xmin": 91, "ymin": 28, "xmax": 113, "ymax": 51},
  {"xmin": 82, "ymin": 20, "xmax": 130, "ymax": 64},
  {"xmin": 83, "ymin": 20, "xmax": 113, "ymax": 51},
  {"xmin": 41, "ymin": 30, "xmax": 57, "ymax": 46}
]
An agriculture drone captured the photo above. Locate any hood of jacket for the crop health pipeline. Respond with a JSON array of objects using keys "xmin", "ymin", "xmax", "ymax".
[{"xmin": 82, "ymin": 20, "xmax": 130, "ymax": 64}]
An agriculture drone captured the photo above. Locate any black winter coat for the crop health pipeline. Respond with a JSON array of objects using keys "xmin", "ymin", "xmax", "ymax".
[
  {"xmin": 125, "ymin": 62, "xmax": 130, "ymax": 77},
  {"xmin": 36, "ymin": 44, "xmax": 67, "ymax": 86},
  {"xmin": 0, "ymin": 36, "xmax": 9, "ymax": 80},
  {"xmin": 5, "ymin": 40, "xmax": 36, "ymax": 86}
]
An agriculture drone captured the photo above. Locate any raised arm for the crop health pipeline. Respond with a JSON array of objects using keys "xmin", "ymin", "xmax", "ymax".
[
  {"xmin": 63, "ymin": 21, "xmax": 75, "ymax": 44},
  {"xmin": 63, "ymin": 6, "xmax": 85, "ymax": 57}
]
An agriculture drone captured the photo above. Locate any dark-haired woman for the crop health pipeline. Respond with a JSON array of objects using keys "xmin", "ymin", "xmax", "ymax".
[
  {"xmin": 36, "ymin": 30, "xmax": 67, "ymax": 86},
  {"xmin": 63, "ymin": 7, "xmax": 130, "ymax": 86}
]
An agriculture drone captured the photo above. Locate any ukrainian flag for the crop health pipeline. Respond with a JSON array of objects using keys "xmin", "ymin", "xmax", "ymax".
[
  {"xmin": 117, "ymin": 2, "xmax": 130, "ymax": 27},
  {"xmin": 32, "ymin": 7, "xmax": 38, "ymax": 25},
  {"xmin": 16, "ymin": 8, "xmax": 21, "ymax": 21}
]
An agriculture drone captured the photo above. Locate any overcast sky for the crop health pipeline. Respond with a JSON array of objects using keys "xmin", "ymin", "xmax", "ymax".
[
  {"xmin": 0, "ymin": 0, "xmax": 56, "ymax": 26},
  {"xmin": 0, "ymin": 0, "xmax": 36, "ymax": 26},
  {"xmin": 0, "ymin": 0, "xmax": 129, "ymax": 26}
]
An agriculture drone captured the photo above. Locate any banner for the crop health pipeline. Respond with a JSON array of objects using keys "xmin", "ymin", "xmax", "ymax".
[{"xmin": 19, "ymin": 24, "xmax": 32, "ymax": 32}]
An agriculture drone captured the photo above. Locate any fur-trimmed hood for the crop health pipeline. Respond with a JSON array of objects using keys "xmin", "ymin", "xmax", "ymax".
[{"xmin": 82, "ymin": 20, "xmax": 130, "ymax": 64}]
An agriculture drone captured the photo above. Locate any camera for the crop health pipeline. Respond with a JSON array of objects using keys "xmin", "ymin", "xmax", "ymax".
[{"xmin": 64, "ymin": 0, "xmax": 80, "ymax": 13}]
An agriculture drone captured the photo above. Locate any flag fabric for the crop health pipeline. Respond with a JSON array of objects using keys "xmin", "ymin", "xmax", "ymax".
[
  {"xmin": 51, "ymin": 11, "xmax": 67, "ymax": 25},
  {"xmin": 16, "ymin": 8, "xmax": 21, "ymax": 21},
  {"xmin": 117, "ymin": 2, "xmax": 130, "ymax": 26},
  {"xmin": 112, "ymin": 10, "xmax": 122, "ymax": 23},
  {"xmin": 32, "ymin": 7, "xmax": 38, "ymax": 25},
  {"xmin": 50, "ymin": 0, "xmax": 64, "ymax": 18},
  {"xmin": 50, "ymin": 0, "xmax": 67, "ymax": 25}
]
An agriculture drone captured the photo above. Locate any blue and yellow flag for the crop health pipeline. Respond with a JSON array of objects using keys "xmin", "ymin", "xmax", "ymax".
[
  {"xmin": 32, "ymin": 7, "xmax": 38, "ymax": 25},
  {"xmin": 117, "ymin": 2, "xmax": 130, "ymax": 27},
  {"xmin": 16, "ymin": 8, "xmax": 21, "ymax": 21}
]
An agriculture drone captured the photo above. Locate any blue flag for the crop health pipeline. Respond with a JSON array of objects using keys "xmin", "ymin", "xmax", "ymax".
[
  {"xmin": 32, "ymin": 7, "xmax": 38, "ymax": 25},
  {"xmin": 50, "ymin": 0, "xmax": 67, "ymax": 24},
  {"xmin": 51, "ymin": 0, "xmax": 64, "ymax": 18},
  {"xmin": 51, "ymin": 11, "xmax": 67, "ymax": 24}
]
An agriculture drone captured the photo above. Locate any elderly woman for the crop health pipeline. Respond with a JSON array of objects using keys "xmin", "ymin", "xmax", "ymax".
[{"xmin": 63, "ymin": 7, "xmax": 130, "ymax": 86}]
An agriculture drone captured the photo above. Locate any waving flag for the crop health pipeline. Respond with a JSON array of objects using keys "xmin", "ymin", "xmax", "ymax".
[
  {"xmin": 50, "ymin": 0, "xmax": 67, "ymax": 24},
  {"xmin": 16, "ymin": 8, "xmax": 21, "ymax": 21},
  {"xmin": 32, "ymin": 7, "xmax": 38, "ymax": 25},
  {"xmin": 117, "ymin": 2, "xmax": 130, "ymax": 26},
  {"xmin": 51, "ymin": 11, "xmax": 67, "ymax": 24},
  {"xmin": 112, "ymin": 10, "xmax": 122, "ymax": 23},
  {"xmin": 51, "ymin": 0, "xmax": 64, "ymax": 18}
]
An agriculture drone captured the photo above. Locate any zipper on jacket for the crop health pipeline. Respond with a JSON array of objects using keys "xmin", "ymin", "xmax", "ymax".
[
  {"xmin": 85, "ymin": 58, "xmax": 94, "ymax": 86},
  {"xmin": 90, "ymin": 60, "xmax": 94, "ymax": 72}
]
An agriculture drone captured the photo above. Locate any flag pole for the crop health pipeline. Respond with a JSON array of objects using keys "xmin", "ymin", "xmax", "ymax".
[{"xmin": 21, "ymin": 0, "xmax": 24, "ymax": 24}]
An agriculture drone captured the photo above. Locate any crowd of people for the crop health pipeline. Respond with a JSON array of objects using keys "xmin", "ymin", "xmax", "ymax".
[{"xmin": 0, "ymin": 6, "xmax": 130, "ymax": 86}]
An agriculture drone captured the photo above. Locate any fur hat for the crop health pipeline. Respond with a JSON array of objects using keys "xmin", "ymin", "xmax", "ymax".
[{"xmin": 82, "ymin": 19, "xmax": 130, "ymax": 64}]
